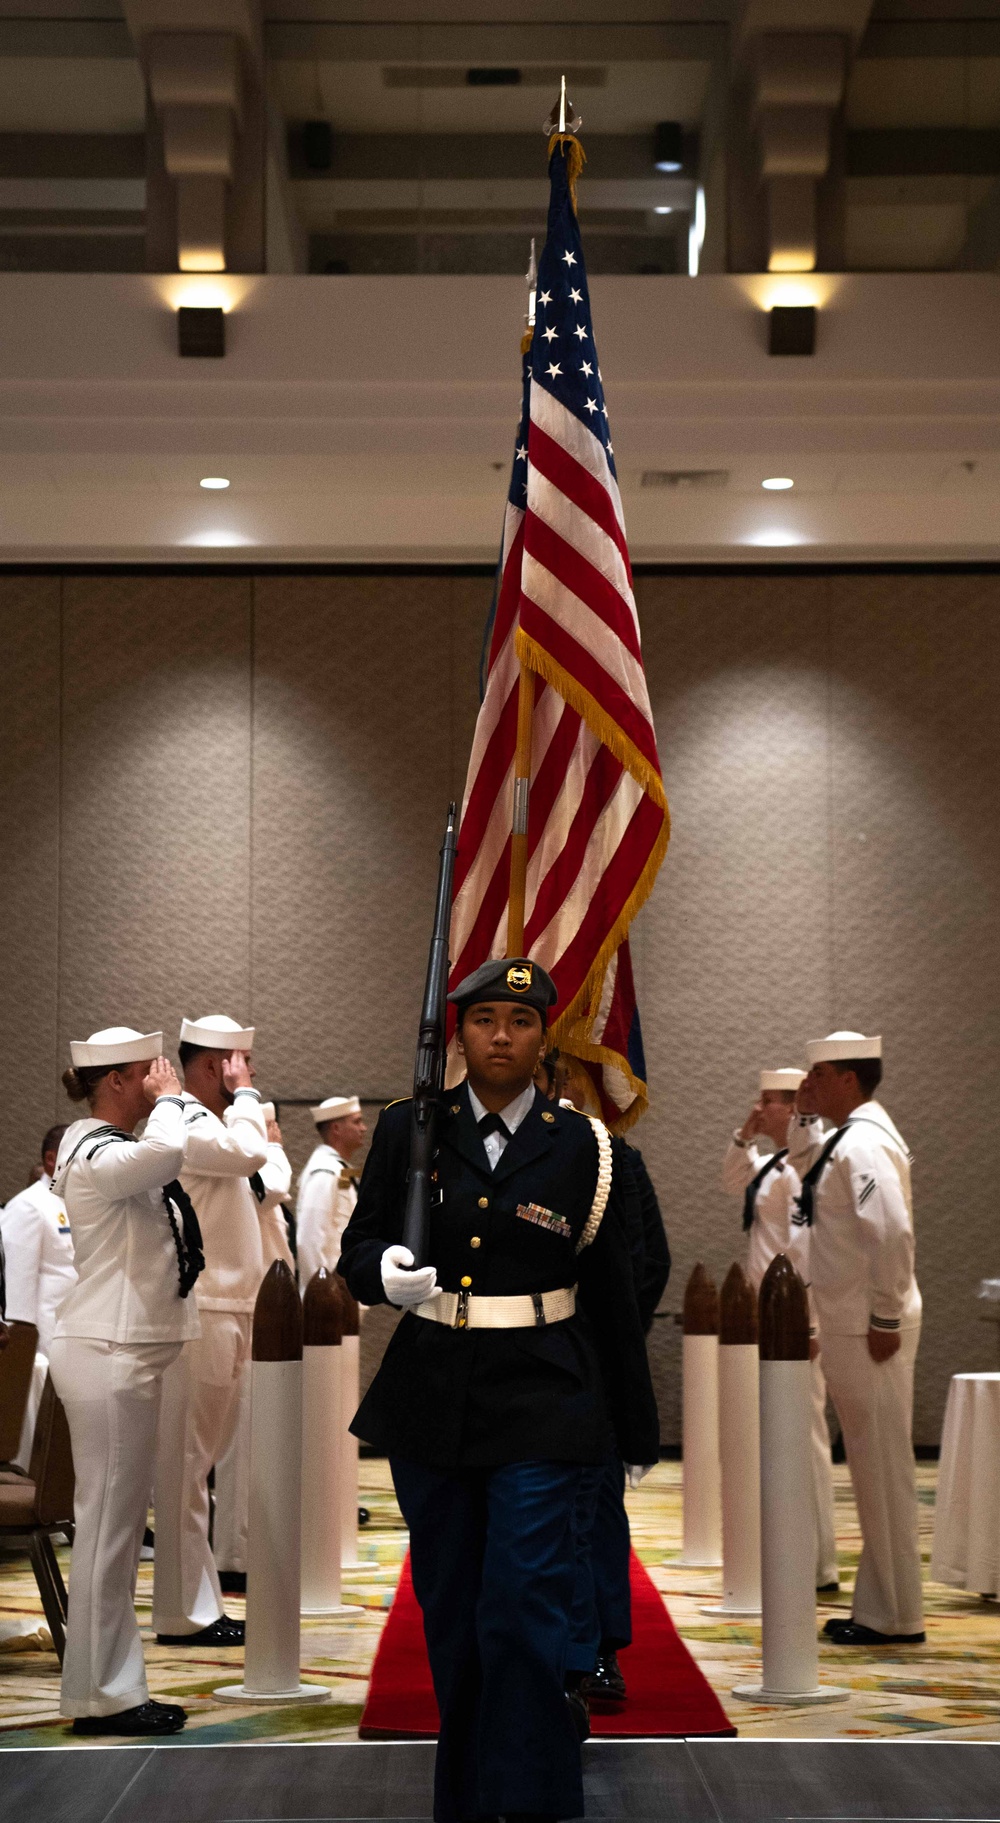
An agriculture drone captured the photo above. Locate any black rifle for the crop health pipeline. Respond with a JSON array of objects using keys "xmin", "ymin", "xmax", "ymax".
[{"xmin": 401, "ymin": 802, "xmax": 458, "ymax": 1268}]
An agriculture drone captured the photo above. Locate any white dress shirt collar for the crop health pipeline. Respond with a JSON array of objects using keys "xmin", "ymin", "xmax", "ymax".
[{"xmin": 467, "ymin": 1081, "xmax": 537, "ymax": 1170}]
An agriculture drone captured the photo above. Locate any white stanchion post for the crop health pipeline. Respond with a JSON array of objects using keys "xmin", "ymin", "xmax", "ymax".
[
  {"xmin": 732, "ymin": 1253, "xmax": 847, "ymax": 1708},
  {"xmin": 702, "ymin": 1262, "xmax": 761, "ymax": 1616},
  {"xmin": 339, "ymin": 1279, "xmax": 362, "ymax": 1569},
  {"xmin": 301, "ymin": 1268, "xmax": 353, "ymax": 1616},
  {"xmin": 679, "ymin": 1263, "xmax": 722, "ymax": 1568},
  {"xmin": 215, "ymin": 1260, "xmax": 329, "ymax": 1705}
]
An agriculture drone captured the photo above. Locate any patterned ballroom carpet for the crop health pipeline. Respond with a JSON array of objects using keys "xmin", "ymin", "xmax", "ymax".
[{"xmin": 1, "ymin": 1460, "xmax": 998, "ymax": 1748}]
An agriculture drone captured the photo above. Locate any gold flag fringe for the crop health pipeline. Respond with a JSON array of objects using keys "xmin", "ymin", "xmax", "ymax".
[{"xmin": 546, "ymin": 131, "xmax": 586, "ymax": 214}]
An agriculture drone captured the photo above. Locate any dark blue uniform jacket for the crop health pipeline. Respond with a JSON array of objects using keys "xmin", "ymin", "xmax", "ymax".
[{"xmin": 339, "ymin": 1084, "xmax": 660, "ymax": 1470}]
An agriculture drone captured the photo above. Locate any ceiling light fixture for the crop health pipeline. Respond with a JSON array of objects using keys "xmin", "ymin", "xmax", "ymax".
[
  {"xmin": 200, "ymin": 477, "xmax": 230, "ymax": 490},
  {"xmin": 762, "ymin": 477, "xmax": 794, "ymax": 491},
  {"xmin": 653, "ymin": 121, "xmax": 684, "ymax": 173},
  {"xmin": 653, "ymin": 205, "xmax": 674, "ymax": 215}
]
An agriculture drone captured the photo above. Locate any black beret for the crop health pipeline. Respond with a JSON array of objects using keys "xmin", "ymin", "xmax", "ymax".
[{"xmin": 448, "ymin": 956, "xmax": 557, "ymax": 1022}]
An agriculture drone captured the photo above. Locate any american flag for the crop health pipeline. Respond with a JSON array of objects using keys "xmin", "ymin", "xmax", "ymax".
[{"xmin": 449, "ymin": 136, "xmax": 670, "ymax": 1129}]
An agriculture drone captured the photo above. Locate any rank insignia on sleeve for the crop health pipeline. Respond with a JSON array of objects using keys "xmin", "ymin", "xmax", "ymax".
[{"xmin": 516, "ymin": 1202, "xmax": 573, "ymax": 1239}]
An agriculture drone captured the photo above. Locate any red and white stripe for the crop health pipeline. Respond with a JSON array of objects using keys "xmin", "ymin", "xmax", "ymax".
[{"xmin": 449, "ymin": 381, "xmax": 668, "ymax": 1122}]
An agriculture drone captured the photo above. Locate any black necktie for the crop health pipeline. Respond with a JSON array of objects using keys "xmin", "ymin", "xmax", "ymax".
[
  {"xmin": 742, "ymin": 1148, "xmax": 788, "ymax": 1231},
  {"xmin": 478, "ymin": 1113, "xmax": 511, "ymax": 1141}
]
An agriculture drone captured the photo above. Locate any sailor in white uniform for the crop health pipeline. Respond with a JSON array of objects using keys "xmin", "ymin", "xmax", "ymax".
[
  {"xmin": 151, "ymin": 1014, "xmax": 268, "ymax": 1646},
  {"xmin": 49, "ymin": 1027, "xmax": 200, "ymax": 1735},
  {"xmin": 1, "ymin": 1125, "xmax": 74, "ymax": 1469},
  {"xmin": 798, "ymin": 1030, "xmax": 924, "ymax": 1645},
  {"xmin": 212, "ymin": 1099, "xmax": 293, "ymax": 1590},
  {"xmin": 722, "ymin": 1069, "xmax": 837, "ymax": 1590},
  {"xmin": 296, "ymin": 1094, "xmax": 366, "ymax": 1288}
]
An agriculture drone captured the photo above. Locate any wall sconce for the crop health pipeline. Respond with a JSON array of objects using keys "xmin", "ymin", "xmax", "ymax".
[
  {"xmin": 177, "ymin": 305, "xmax": 225, "ymax": 357},
  {"xmin": 769, "ymin": 305, "xmax": 815, "ymax": 356}
]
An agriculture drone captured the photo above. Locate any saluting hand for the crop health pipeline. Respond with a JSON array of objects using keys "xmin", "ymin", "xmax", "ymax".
[
  {"xmin": 222, "ymin": 1051, "xmax": 254, "ymax": 1093},
  {"xmin": 739, "ymin": 1102, "xmax": 763, "ymax": 1143},
  {"xmin": 266, "ymin": 1118, "xmax": 283, "ymax": 1144},
  {"xmin": 144, "ymin": 1056, "xmax": 182, "ymax": 1104}
]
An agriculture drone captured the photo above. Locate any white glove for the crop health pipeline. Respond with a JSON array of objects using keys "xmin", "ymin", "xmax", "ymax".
[
  {"xmin": 381, "ymin": 1244, "xmax": 441, "ymax": 1310},
  {"xmin": 626, "ymin": 1463, "xmax": 656, "ymax": 1489}
]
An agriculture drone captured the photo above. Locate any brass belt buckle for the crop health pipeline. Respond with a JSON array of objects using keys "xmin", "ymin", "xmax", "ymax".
[{"xmin": 454, "ymin": 1288, "xmax": 471, "ymax": 1330}]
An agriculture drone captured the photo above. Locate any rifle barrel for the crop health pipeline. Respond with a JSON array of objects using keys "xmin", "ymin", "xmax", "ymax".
[{"xmin": 402, "ymin": 803, "xmax": 458, "ymax": 1265}]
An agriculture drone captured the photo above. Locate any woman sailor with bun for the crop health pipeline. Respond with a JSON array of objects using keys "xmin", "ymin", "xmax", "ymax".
[{"xmin": 49, "ymin": 1025, "xmax": 203, "ymax": 1736}]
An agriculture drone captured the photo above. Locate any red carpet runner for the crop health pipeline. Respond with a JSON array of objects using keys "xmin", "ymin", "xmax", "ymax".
[{"xmin": 360, "ymin": 1551, "xmax": 735, "ymax": 1739}]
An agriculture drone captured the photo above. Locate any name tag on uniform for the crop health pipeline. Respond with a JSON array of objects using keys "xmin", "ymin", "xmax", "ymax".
[{"xmin": 516, "ymin": 1202, "xmax": 572, "ymax": 1239}]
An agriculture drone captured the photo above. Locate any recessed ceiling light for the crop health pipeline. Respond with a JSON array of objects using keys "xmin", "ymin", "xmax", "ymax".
[
  {"xmin": 653, "ymin": 205, "xmax": 674, "ymax": 215},
  {"xmin": 200, "ymin": 476, "xmax": 230, "ymax": 489},
  {"xmin": 762, "ymin": 476, "xmax": 794, "ymax": 490}
]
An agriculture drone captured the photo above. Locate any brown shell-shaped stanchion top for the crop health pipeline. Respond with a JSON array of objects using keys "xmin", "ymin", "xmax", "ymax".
[
  {"xmin": 683, "ymin": 1263, "xmax": 719, "ymax": 1335},
  {"xmin": 719, "ymin": 1261, "xmax": 758, "ymax": 1346},
  {"xmin": 758, "ymin": 1253, "xmax": 810, "ymax": 1361},
  {"xmin": 303, "ymin": 1267, "xmax": 344, "ymax": 1347},
  {"xmin": 336, "ymin": 1273, "xmax": 361, "ymax": 1337},
  {"xmin": 252, "ymin": 1259, "xmax": 303, "ymax": 1362}
]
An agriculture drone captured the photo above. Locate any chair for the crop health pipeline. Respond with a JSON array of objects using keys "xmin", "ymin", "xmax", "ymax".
[
  {"xmin": 0, "ymin": 1372, "xmax": 75, "ymax": 1660},
  {"xmin": 0, "ymin": 1319, "xmax": 40, "ymax": 1466}
]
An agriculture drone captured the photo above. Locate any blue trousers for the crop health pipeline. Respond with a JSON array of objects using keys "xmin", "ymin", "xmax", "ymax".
[
  {"xmin": 567, "ymin": 1453, "xmax": 632, "ymax": 1672},
  {"xmin": 390, "ymin": 1455, "xmax": 585, "ymax": 1823}
]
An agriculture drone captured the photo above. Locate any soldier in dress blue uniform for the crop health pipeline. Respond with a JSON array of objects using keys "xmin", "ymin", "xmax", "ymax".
[{"xmin": 339, "ymin": 957, "xmax": 660, "ymax": 1823}]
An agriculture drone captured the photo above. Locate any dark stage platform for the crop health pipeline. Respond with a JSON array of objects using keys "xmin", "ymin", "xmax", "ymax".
[{"xmin": 2, "ymin": 1739, "xmax": 1000, "ymax": 1823}]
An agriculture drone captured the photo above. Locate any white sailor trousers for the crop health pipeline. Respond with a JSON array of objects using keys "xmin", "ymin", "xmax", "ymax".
[
  {"xmin": 48, "ymin": 1336, "xmax": 181, "ymax": 1716},
  {"xmin": 212, "ymin": 1358, "xmax": 252, "ymax": 1573},
  {"xmin": 821, "ymin": 1324, "xmax": 923, "ymax": 1636},
  {"xmin": 810, "ymin": 1353, "xmax": 838, "ymax": 1588},
  {"xmin": 152, "ymin": 1308, "xmax": 251, "ymax": 1634}
]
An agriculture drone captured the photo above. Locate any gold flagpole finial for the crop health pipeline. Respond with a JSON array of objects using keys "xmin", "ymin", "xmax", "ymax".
[{"xmin": 544, "ymin": 77, "xmax": 585, "ymax": 211}]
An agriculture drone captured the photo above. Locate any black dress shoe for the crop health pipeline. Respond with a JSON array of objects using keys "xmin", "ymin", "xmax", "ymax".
[
  {"xmin": 72, "ymin": 1700, "xmax": 186, "ymax": 1736},
  {"xmin": 816, "ymin": 1581, "xmax": 840, "ymax": 1595},
  {"xmin": 219, "ymin": 1571, "xmax": 247, "ymax": 1595},
  {"xmin": 581, "ymin": 1647, "xmax": 626, "ymax": 1709},
  {"xmin": 565, "ymin": 1685, "xmax": 590, "ymax": 1742},
  {"xmin": 824, "ymin": 1618, "xmax": 925, "ymax": 1646},
  {"xmin": 156, "ymin": 1615, "xmax": 245, "ymax": 1646}
]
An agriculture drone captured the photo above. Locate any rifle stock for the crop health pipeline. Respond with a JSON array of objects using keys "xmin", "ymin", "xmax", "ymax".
[{"xmin": 402, "ymin": 802, "xmax": 458, "ymax": 1267}]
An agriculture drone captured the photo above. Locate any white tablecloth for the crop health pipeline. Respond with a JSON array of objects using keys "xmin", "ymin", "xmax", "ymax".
[{"xmin": 931, "ymin": 1372, "xmax": 1000, "ymax": 1595}]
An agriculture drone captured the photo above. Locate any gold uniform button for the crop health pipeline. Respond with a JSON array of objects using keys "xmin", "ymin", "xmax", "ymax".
[
  {"xmin": 478, "ymin": 1195, "xmax": 489, "ymax": 1209},
  {"xmin": 470, "ymin": 1236, "xmax": 482, "ymax": 1249},
  {"xmin": 461, "ymin": 1275, "xmax": 473, "ymax": 1288},
  {"xmin": 542, "ymin": 1110, "xmax": 556, "ymax": 1123}
]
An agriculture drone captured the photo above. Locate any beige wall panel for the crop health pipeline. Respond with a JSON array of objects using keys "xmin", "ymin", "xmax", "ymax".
[
  {"xmin": 249, "ymin": 572, "xmax": 488, "ymax": 1113},
  {"xmin": 58, "ymin": 576, "xmax": 253, "ymax": 1085},
  {"xmin": 828, "ymin": 572, "xmax": 1000, "ymax": 1438},
  {"xmin": 0, "ymin": 577, "xmax": 61, "ymax": 1200},
  {"xmin": 632, "ymin": 572, "xmax": 834, "ymax": 1441},
  {"xmin": 1, "ymin": 564, "xmax": 994, "ymax": 1448}
]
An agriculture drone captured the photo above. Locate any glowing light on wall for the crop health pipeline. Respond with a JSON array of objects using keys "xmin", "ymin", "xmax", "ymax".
[
  {"xmin": 688, "ymin": 185, "xmax": 706, "ymax": 277},
  {"xmin": 184, "ymin": 529, "xmax": 254, "ymax": 548}
]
